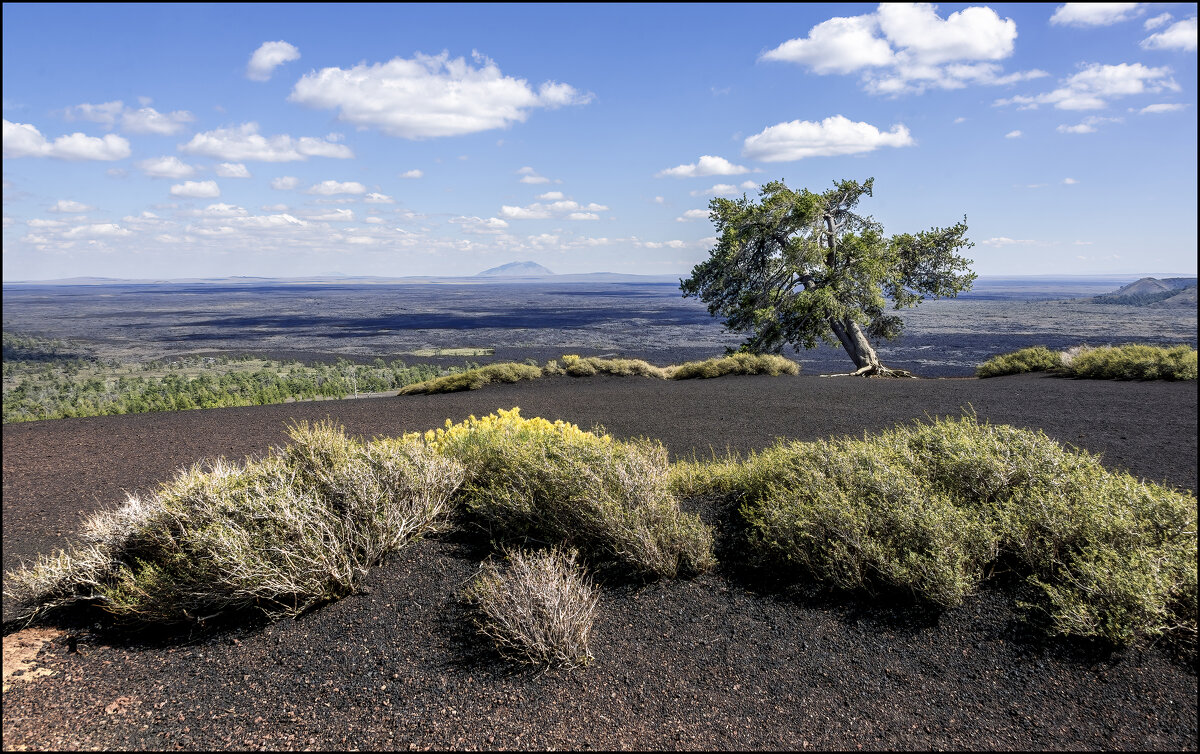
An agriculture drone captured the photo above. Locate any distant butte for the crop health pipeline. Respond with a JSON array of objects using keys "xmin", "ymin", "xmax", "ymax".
[{"xmin": 475, "ymin": 261, "xmax": 555, "ymax": 277}]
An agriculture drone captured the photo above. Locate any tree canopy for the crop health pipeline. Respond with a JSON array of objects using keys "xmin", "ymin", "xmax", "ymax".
[{"xmin": 680, "ymin": 178, "xmax": 976, "ymax": 376}]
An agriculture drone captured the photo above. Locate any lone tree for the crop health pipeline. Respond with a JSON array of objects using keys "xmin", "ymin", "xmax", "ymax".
[{"xmin": 681, "ymin": 178, "xmax": 975, "ymax": 377}]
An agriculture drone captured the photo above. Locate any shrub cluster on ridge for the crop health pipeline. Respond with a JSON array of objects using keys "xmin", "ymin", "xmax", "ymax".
[{"xmin": 977, "ymin": 343, "xmax": 1197, "ymax": 380}]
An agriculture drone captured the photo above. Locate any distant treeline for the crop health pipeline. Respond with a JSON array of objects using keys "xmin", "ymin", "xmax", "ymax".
[{"xmin": 2, "ymin": 332, "xmax": 459, "ymax": 423}]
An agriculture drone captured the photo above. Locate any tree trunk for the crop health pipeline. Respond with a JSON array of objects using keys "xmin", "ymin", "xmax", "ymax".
[{"xmin": 827, "ymin": 316, "xmax": 914, "ymax": 378}]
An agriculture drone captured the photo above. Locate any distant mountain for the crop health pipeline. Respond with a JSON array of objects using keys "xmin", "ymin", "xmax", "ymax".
[
  {"xmin": 1091, "ymin": 276, "xmax": 1198, "ymax": 307},
  {"xmin": 476, "ymin": 261, "xmax": 554, "ymax": 277}
]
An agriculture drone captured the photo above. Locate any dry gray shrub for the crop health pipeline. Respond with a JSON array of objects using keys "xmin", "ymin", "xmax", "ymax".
[{"xmin": 462, "ymin": 547, "xmax": 599, "ymax": 669}]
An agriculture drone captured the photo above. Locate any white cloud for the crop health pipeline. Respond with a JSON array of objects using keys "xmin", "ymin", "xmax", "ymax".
[
  {"xmin": 62, "ymin": 223, "xmax": 132, "ymax": 239},
  {"xmin": 1141, "ymin": 17, "xmax": 1198, "ymax": 51},
  {"xmin": 1063, "ymin": 177, "xmax": 1078, "ymax": 184},
  {"xmin": 261, "ymin": 204, "xmax": 289, "ymax": 212},
  {"xmin": 499, "ymin": 198, "xmax": 608, "ymax": 220},
  {"xmin": 762, "ymin": 4, "xmax": 1042, "ymax": 96},
  {"xmin": 181, "ymin": 123, "xmax": 354, "ymax": 162},
  {"xmin": 655, "ymin": 155, "xmax": 751, "ymax": 178},
  {"xmin": 676, "ymin": 209, "xmax": 710, "ymax": 222},
  {"xmin": 742, "ymin": 115, "xmax": 914, "ymax": 161},
  {"xmin": 450, "ymin": 215, "xmax": 509, "ymax": 234},
  {"xmin": 3, "ymin": 119, "xmax": 131, "ymax": 160},
  {"xmin": 200, "ymin": 203, "xmax": 247, "ymax": 217},
  {"xmin": 246, "ymin": 40, "xmax": 301, "ymax": 82},
  {"xmin": 215, "ymin": 162, "xmax": 252, "ymax": 178},
  {"xmin": 170, "ymin": 180, "xmax": 220, "ymax": 198},
  {"xmin": 1138, "ymin": 102, "xmax": 1187, "ymax": 114},
  {"xmin": 48, "ymin": 199, "xmax": 93, "ymax": 213},
  {"xmin": 65, "ymin": 101, "xmax": 193, "ymax": 134},
  {"xmin": 1144, "ymin": 13, "xmax": 1173, "ymax": 31},
  {"xmin": 653, "ymin": 196, "xmax": 665, "ymax": 204},
  {"xmin": 121, "ymin": 106, "xmax": 195, "ymax": 135},
  {"xmin": 137, "ymin": 155, "xmax": 196, "ymax": 179},
  {"xmin": 302, "ymin": 208, "xmax": 354, "ymax": 222},
  {"xmin": 1005, "ymin": 130, "xmax": 1022, "ymax": 138},
  {"xmin": 306, "ymin": 180, "xmax": 367, "ymax": 195},
  {"xmin": 1050, "ymin": 3, "xmax": 1143, "ymax": 27},
  {"xmin": 538, "ymin": 191, "xmax": 564, "ymax": 200},
  {"xmin": 1056, "ymin": 115, "xmax": 1122, "ymax": 133},
  {"xmin": 516, "ymin": 166, "xmax": 553, "ymax": 184},
  {"xmin": 979, "ymin": 236, "xmax": 1038, "ymax": 247},
  {"xmin": 953, "ymin": 116, "xmax": 968, "ymax": 123},
  {"xmin": 26, "ymin": 218, "xmax": 66, "ymax": 228},
  {"xmin": 364, "ymin": 192, "xmax": 395, "ymax": 204},
  {"xmin": 271, "ymin": 176, "xmax": 301, "ymax": 190},
  {"xmin": 400, "ymin": 169, "xmax": 423, "ymax": 178},
  {"xmin": 289, "ymin": 50, "xmax": 592, "ymax": 139},
  {"xmin": 690, "ymin": 182, "xmax": 758, "ymax": 197},
  {"xmin": 994, "ymin": 62, "xmax": 1178, "ymax": 110}
]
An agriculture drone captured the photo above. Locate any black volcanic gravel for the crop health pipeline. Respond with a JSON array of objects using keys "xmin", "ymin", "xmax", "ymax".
[{"xmin": 2, "ymin": 373, "xmax": 1197, "ymax": 750}]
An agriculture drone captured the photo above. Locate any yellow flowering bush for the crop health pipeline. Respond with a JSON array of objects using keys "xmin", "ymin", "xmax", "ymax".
[{"xmin": 430, "ymin": 408, "xmax": 714, "ymax": 579}]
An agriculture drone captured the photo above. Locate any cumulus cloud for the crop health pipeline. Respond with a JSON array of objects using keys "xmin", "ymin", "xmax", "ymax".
[
  {"xmin": 499, "ymin": 198, "xmax": 608, "ymax": 220},
  {"xmin": 65, "ymin": 101, "xmax": 194, "ymax": 134},
  {"xmin": 3, "ymin": 119, "xmax": 131, "ymax": 160},
  {"xmin": 1005, "ymin": 130, "xmax": 1022, "ymax": 138},
  {"xmin": 1138, "ymin": 102, "xmax": 1187, "ymax": 114},
  {"xmin": 675, "ymin": 209, "xmax": 710, "ymax": 222},
  {"xmin": 137, "ymin": 155, "xmax": 196, "ymax": 179},
  {"xmin": 271, "ymin": 176, "xmax": 301, "ymax": 190},
  {"xmin": 450, "ymin": 215, "xmax": 509, "ymax": 234},
  {"xmin": 1141, "ymin": 17, "xmax": 1198, "ymax": 51},
  {"xmin": 655, "ymin": 155, "xmax": 751, "ymax": 178},
  {"xmin": 762, "ymin": 4, "xmax": 1045, "ymax": 95},
  {"xmin": 979, "ymin": 236, "xmax": 1038, "ymax": 247},
  {"xmin": 1063, "ymin": 178, "xmax": 1078, "ymax": 184},
  {"xmin": 62, "ymin": 222, "xmax": 132, "ymax": 239},
  {"xmin": 742, "ymin": 115, "xmax": 914, "ymax": 161},
  {"xmin": 690, "ymin": 181, "xmax": 759, "ymax": 197},
  {"xmin": 400, "ymin": 169, "xmax": 423, "ymax": 178},
  {"xmin": 994, "ymin": 62, "xmax": 1178, "ymax": 110},
  {"xmin": 170, "ymin": 180, "xmax": 220, "ymax": 198},
  {"xmin": 181, "ymin": 123, "xmax": 353, "ymax": 162},
  {"xmin": 516, "ymin": 166, "xmax": 553, "ymax": 184},
  {"xmin": 289, "ymin": 50, "xmax": 593, "ymax": 139},
  {"xmin": 215, "ymin": 162, "xmax": 252, "ymax": 178},
  {"xmin": 48, "ymin": 199, "xmax": 93, "ymax": 213},
  {"xmin": 364, "ymin": 192, "xmax": 395, "ymax": 204},
  {"xmin": 1056, "ymin": 115, "xmax": 1122, "ymax": 133},
  {"xmin": 246, "ymin": 41, "xmax": 301, "ymax": 82},
  {"xmin": 1144, "ymin": 13, "xmax": 1173, "ymax": 31},
  {"xmin": 1050, "ymin": 3, "xmax": 1144, "ymax": 27},
  {"xmin": 538, "ymin": 191, "xmax": 564, "ymax": 200},
  {"xmin": 305, "ymin": 180, "xmax": 367, "ymax": 195}
]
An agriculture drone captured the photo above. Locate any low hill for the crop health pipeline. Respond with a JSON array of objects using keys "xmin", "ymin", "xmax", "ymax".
[
  {"xmin": 476, "ymin": 261, "xmax": 555, "ymax": 277},
  {"xmin": 1091, "ymin": 276, "xmax": 1197, "ymax": 307}
]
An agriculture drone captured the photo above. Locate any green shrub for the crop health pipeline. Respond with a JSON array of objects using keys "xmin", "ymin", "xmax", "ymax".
[
  {"xmin": 546, "ymin": 354, "xmax": 666, "ymax": 378},
  {"xmin": 398, "ymin": 362, "xmax": 542, "ymax": 395},
  {"xmin": 462, "ymin": 546, "xmax": 599, "ymax": 669},
  {"xmin": 667, "ymin": 353, "xmax": 800, "ymax": 379},
  {"xmin": 684, "ymin": 415, "xmax": 1197, "ymax": 646},
  {"xmin": 428, "ymin": 408, "xmax": 714, "ymax": 579},
  {"xmin": 976, "ymin": 346, "xmax": 1062, "ymax": 378},
  {"xmin": 4, "ymin": 422, "xmax": 464, "ymax": 627},
  {"xmin": 1062, "ymin": 344, "xmax": 1197, "ymax": 381}
]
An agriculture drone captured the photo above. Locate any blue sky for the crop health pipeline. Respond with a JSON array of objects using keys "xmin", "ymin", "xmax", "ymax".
[{"xmin": 3, "ymin": 2, "xmax": 1196, "ymax": 281}]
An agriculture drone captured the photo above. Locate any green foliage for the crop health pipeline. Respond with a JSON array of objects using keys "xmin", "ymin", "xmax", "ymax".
[
  {"xmin": 550, "ymin": 354, "xmax": 666, "ymax": 378},
  {"xmin": 462, "ymin": 546, "xmax": 599, "ymax": 669},
  {"xmin": 680, "ymin": 178, "xmax": 975, "ymax": 366},
  {"xmin": 1062, "ymin": 344, "xmax": 1197, "ymax": 381},
  {"xmin": 397, "ymin": 362, "xmax": 542, "ymax": 395},
  {"xmin": 2, "ymin": 345, "xmax": 443, "ymax": 423},
  {"xmin": 684, "ymin": 415, "xmax": 1197, "ymax": 647},
  {"xmin": 4, "ymin": 422, "xmax": 464, "ymax": 627},
  {"xmin": 976, "ymin": 346, "xmax": 1063, "ymax": 378},
  {"xmin": 429, "ymin": 409, "xmax": 715, "ymax": 579},
  {"xmin": 667, "ymin": 353, "xmax": 800, "ymax": 379}
]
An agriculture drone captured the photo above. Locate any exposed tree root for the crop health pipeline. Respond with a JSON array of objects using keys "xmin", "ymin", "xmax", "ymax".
[{"xmin": 820, "ymin": 365, "xmax": 918, "ymax": 378}]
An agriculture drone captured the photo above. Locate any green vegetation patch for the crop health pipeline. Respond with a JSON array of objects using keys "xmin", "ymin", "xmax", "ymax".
[
  {"xmin": 976, "ymin": 346, "xmax": 1063, "ymax": 378},
  {"xmin": 674, "ymin": 414, "xmax": 1196, "ymax": 648},
  {"xmin": 4, "ymin": 421, "xmax": 464, "ymax": 626},
  {"xmin": 428, "ymin": 408, "xmax": 715, "ymax": 579},
  {"xmin": 544, "ymin": 354, "xmax": 666, "ymax": 378},
  {"xmin": 667, "ymin": 353, "xmax": 800, "ymax": 380},
  {"xmin": 978, "ymin": 343, "xmax": 1197, "ymax": 380},
  {"xmin": 398, "ymin": 362, "xmax": 542, "ymax": 395},
  {"xmin": 406, "ymin": 347, "xmax": 495, "ymax": 357}
]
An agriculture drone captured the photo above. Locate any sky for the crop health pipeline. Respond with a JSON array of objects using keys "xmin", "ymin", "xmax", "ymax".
[{"xmin": 2, "ymin": 2, "xmax": 1197, "ymax": 281}]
